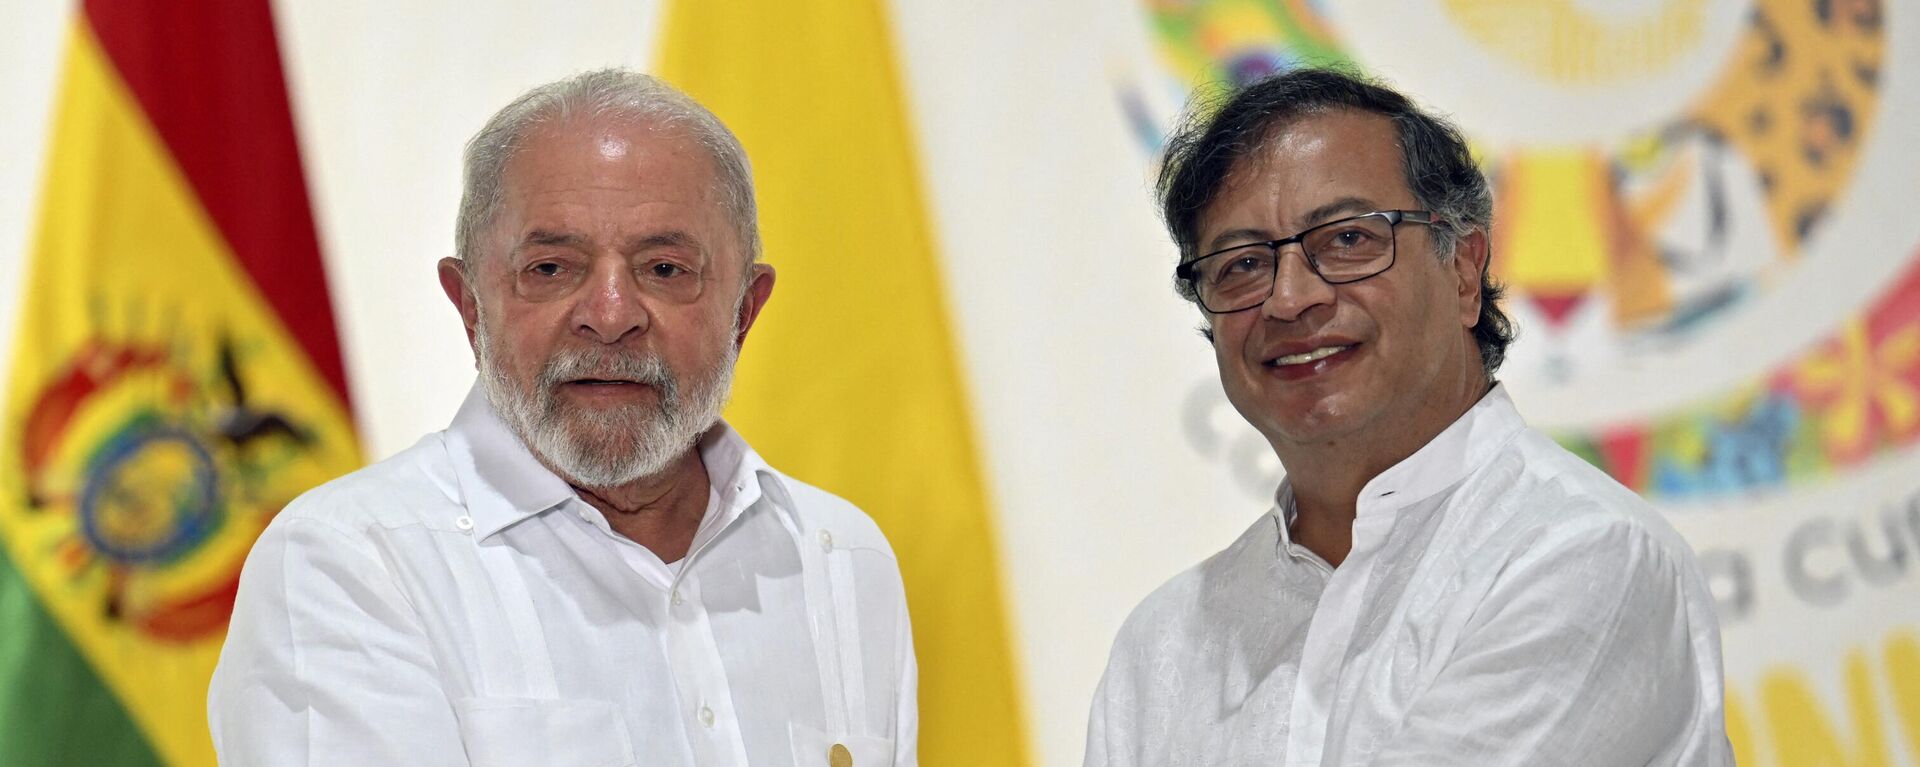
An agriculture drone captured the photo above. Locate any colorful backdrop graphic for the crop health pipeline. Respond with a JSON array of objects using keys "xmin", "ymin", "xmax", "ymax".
[
  {"xmin": 0, "ymin": 1, "xmax": 1915, "ymax": 765},
  {"xmin": 1137, "ymin": 0, "xmax": 1884, "ymax": 369},
  {"xmin": 1559, "ymin": 246, "xmax": 1920, "ymax": 501}
]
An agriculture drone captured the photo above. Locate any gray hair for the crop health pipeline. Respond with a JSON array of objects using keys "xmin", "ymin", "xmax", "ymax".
[{"xmin": 454, "ymin": 68, "xmax": 761, "ymax": 269}]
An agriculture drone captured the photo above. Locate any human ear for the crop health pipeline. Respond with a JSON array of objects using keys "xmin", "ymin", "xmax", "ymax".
[
  {"xmin": 1451, "ymin": 229, "xmax": 1490, "ymax": 328},
  {"xmin": 438, "ymin": 257, "xmax": 481, "ymax": 356},
  {"xmin": 733, "ymin": 263, "xmax": 777, "ymax": 347}
]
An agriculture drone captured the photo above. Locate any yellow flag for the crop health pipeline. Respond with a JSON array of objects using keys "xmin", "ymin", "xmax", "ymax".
[{"xmin": 658, "ymin": 3, "xmax": 1031, "ymax": 762}]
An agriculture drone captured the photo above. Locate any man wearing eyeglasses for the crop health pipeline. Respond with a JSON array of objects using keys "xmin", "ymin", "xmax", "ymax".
[{"xmin": 1085, "ymin": 68, "xmax": 1731, "ymax": 766}]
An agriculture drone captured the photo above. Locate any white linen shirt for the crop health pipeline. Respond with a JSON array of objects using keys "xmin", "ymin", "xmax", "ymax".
[
  {"xmin": 210, "ymin": 384, "xmax": 917, "ymax": 766},
  {"xmin": 1086, "ymin": 386, "xmax": 1731, "ymax": 766}
]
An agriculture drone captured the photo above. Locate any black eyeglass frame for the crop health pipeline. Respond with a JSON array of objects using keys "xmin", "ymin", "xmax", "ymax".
[{"xmin": 1175, "ymin": 209, "xmax": 1444, "ymax": 314}]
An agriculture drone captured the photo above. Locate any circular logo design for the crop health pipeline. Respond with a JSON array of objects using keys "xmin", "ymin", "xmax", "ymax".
[
  {"xmin": 77, "ymin": 419, "xmax": 222, "ymax": 565},
  {"xmin": 17, "ymin": 334, "xmax": 330, "ymax": 641}
]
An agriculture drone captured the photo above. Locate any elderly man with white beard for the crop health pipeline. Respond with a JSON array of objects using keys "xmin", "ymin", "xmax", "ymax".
[{"xmin": 209, "ymin": 70, "xmax": 917, "ymax": 767}]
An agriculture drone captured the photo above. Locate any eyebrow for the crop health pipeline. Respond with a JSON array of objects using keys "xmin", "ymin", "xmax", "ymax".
[
  {"xmin": 1201, "ymin": 196, "xmax": 1381, "ymax": 253},
  {"xmin": 621, "ymin": 231, "xmax": 701, "ymax": 254},
  {"xmin": 513, "ymin": 229, "xmax": 705, "ymax": 255},
  {"xmin": 518, "ymin": 229, "xmax": 587, "ymax": 250}
]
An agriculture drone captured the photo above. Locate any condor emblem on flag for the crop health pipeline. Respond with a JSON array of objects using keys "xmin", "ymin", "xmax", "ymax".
[{"xmin": 0, "ymin": 1, "xmax": 361, "ymax": 764}]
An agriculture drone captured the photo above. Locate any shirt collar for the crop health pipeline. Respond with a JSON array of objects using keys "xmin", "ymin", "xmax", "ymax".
[
  {"xmin": 690, "ymin": 420, "xmax": 780, "ymax": 542},
  {"xmin": 1271, "ymin": 480, "xmax": 1300, "ymax": 548},
  {"xmin": 444, "ymin": 382, "xmax": 791, "ymax": 542},
  {"xmin": 445, "ymin": 383, "xmax": 577, "ymax": 540},
  {"xmin": 1354, "ymin": 382, "xmax": 1526, "ymax": 515}
]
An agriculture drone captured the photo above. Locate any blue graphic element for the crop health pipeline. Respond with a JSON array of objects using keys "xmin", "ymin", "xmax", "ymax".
[{"xmin": 1652, "ymin": 394, "xmax": 1801, "ymax": 498}]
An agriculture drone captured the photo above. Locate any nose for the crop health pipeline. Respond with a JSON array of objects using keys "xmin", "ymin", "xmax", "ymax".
[
  {"xmin": 572, "ymin": 260, "xmax": 652, "ymax": 344},
  {"xmin": 1258, "ymin": 245, "xmax": 1336, "ymax": 322}
]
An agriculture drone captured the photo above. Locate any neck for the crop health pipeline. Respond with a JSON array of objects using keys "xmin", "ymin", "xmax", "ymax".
[
  {"xmin": 570, "ymin": 448, "xmax": 711, "ymax": 563},
  {"xmin": 1279, "ymin": 376, "xmax": 1492, "ymax": 567}
]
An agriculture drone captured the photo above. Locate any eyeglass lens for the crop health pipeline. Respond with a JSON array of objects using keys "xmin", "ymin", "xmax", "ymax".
[{"xmin": 1193, "ymin": 214, "xmax": 1397, "ymax": 311}]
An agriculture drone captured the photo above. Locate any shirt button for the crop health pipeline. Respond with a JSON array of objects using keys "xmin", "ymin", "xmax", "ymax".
[
  {"xmin": 671, "ymin": 588, "xmax": 684, "ymax": 606},
  {"xmin": 818, "ymin": 529, "xmax": 834, "ymax": 551},
  {"xmin": 698, "ymin": 705, "xmax": 715, "ymax": 728},
  {"xmin": 577, "ymin": 507, "xmax": 593, "ymax": 522},
  {"xmin": 454, "ymin": 515, "xmax": 474, "ymax": 532}
]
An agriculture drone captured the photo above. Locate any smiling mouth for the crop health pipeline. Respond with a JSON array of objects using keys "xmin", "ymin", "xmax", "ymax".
[{"xmin": 1267, "ymin": 344, "xmax": 1354, "ymax": 367}]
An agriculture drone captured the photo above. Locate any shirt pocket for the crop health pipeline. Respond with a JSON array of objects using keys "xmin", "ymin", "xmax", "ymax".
[
  {"xmin": 789, "ymin": 721, "xmax": 893, "ymax": 767},
  {"xmin": 823, "ymin": 548, "xmax": 906, "ymax": 730},
  {"xmin": 452, "ymin": 697, "xmax": 636, "ymax": 767}
]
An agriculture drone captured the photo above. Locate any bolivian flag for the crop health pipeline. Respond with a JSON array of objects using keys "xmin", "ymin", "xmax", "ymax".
[{"xmin": 0, "ymin": 1, "xmax": 360, "ymax": 764}]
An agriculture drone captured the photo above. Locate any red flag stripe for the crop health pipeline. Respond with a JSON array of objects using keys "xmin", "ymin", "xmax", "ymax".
[{"xmin": 81, "ymin": 0, "xmax": 351, "ymax": 405}]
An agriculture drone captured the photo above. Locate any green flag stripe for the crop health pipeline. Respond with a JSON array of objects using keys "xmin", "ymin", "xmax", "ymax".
[{"xmin": 0, "ymin": 548, "xmax": 162, "ymax": 767}]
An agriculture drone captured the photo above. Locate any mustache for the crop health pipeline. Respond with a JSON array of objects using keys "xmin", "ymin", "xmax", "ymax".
[{"xmin": 535, "ymin": 347, "xmax": 678, "ymax": 402}]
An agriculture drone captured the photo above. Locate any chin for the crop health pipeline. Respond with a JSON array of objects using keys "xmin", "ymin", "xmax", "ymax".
[{"xmin": 1261, "ymin": 392, "xmax": 1370, "ymax": 445}]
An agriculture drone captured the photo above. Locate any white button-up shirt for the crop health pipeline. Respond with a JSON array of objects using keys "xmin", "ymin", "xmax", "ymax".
[
  {"xmin": 1086, "ymin": 386, "xmax": 1731, "ymax": 766},
  {"xmin": 210, "ymin": 384, "xmax": 917, "ymax": 766}
]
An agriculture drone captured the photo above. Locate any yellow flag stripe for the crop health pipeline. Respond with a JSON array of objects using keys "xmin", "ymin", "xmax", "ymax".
[{"xmin": 657, "ymin": 3, "xmax": 1031, "ymax": 762}]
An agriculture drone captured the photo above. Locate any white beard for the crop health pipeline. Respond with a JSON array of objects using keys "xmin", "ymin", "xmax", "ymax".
[{"xmin": 474, "ymin": 314, "xmax": 737, "ymax": 488}]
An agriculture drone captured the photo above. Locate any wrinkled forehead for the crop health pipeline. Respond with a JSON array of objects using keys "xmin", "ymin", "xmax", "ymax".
[{"xmin": 498, "ymin": 116, "xmax": 723, "ymax": 199}]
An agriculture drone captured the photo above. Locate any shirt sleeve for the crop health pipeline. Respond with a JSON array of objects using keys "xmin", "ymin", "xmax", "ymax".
[
  {"xmin": 1083, "ymin": 662, "xmax": 1120, "ymax": 767},
  {"xmin": 1365, "ymin": 519, "xmax": 1729, "ymax": 767},
  {"xmin": 1084, "ymin": 615, "xmax": 1154, "ymax": 767},
  {"xmin": 208, "ymin": 517, "xmax": 469, "ymax": 766},
  {"xmin": 894, "ymin": 587, "xmax": 921, "ymax": 767}
]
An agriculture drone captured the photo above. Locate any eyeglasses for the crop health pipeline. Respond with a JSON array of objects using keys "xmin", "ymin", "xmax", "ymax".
[{"xmin": 1174, "ymin": 210, "xmax": 1442, "ymax": 314}]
